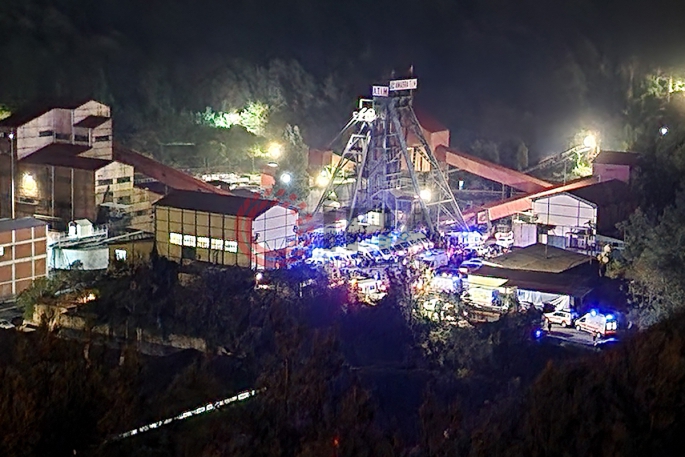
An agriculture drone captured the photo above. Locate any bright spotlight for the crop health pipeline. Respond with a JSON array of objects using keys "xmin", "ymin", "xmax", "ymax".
[
  {"xmin": 255, "ymin": 272, "xmax": 263, "ymax": 281},
  {"xmin": 268, "ymin": 142, "xmax": 282, "ymax": 159},
  {"xmin": 316, "ymin": 172, "xmax": 329, "ymax": 188},
  {"xmin": 419, "ymin": 188, "xmax": 432, "ymax": 201},
  {"xmin": 280, "ymin": 172, "xmax": 292, "ymax": 184},
  {"xmin": 266, "ymin": 161, "xmax": 278, "ymax": 168},
  {"xmin": 583, "ymin": 134, "xmax": 597, "ymax": 148},
  {"xmin": 660, "ymin": 126, "xmax": 669, "ymax": 136}
]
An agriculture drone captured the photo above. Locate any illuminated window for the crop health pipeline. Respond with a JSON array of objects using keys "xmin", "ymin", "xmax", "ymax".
[
  {"xmin": 197, "ymin": 237, "xmax": 210, "ymax": 248},
  {"xmin": 21, "ymin": 173, "xmax": 38, "ymax": 198},
  {"xmin": 115, "ymin": 249, "xmax": 127, "ymax": 261},
  {"xmin": 169, "ymin": 233, "xmax": 183, "ymax": 245},
  {"xmin": 183, "ymin": 235, "xmax": 196, "ymax": 247},
  {"xmin": 211, "ymin": 238, "xmax": 223, "ymax": 250},
  {"xmin": 224, "ymin": 240, "xmax": 238, "ymax": 253}
]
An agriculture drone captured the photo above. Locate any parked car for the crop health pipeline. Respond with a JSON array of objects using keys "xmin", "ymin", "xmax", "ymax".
[
  {"xmin": 575, "ymin": 311, "xmax": 618, "ymax": 338},
  {"xmin": 0, "ymin": 319, "xmax": 15, "ymax": 330},
  {"xmin": 543, "ymin": 309, "xmax": 576, "ymax": 328},
  {"xmin": 458, "ymin": 258, "xmax": 483, "ymax": 274}
]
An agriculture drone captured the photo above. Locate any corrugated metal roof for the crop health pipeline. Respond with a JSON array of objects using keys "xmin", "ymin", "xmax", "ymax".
[
  {"xmin": 568, "ymin": 179, "xmax": 632, "ymax": 207},
  {"xmin": 0, "ymin": 217, "xmax": 47, "ymax": 233},
  {"xmin": 153, "ymin": 190, "xmax": 279, "ymax": 218},
  {"xmin": 485, "ymin": 243, "xmax": 593, "ymax": 274},
  {"xmin": 113, "ymin": 144, "xmax": 231, "ymax": 195},
  {"xmin": 21, "ymin": 143, "xmax": 109, "ymax": 170},
  {"xmin": 593, "ymin": 151, "xmax": 639, "ymax": 166},
  {"xmin": 471, "ymin": 265, "xmax": 595, "ymax": 297}
]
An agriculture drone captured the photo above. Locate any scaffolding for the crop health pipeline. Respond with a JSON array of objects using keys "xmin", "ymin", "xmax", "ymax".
[{"xmin": 314, "ymin": 79, "xmax": 466, "ymax": 233}]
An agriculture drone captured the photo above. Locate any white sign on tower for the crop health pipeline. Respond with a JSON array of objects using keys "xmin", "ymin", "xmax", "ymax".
[
  {"xmin": 389, "ymin": 78, "xmax": 418, "ymax": 91},
  {"xmin": 372, "ymin": 86, "xmax": 389, "ymax": 97}
]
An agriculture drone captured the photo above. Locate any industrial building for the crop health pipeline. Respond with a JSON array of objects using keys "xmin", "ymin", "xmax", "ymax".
[
  {"xmin": 466, "ymin": 244, "xmax": 599, "ymax": 311},
  {"xmin": 532, "ymin": 179, "xmax": 635, "ymax": 250},
  {"xmin": 0, "ymin": 217, "xmax": 48, "ymax": 301},
  {"xmin": 0, "ymin": 101, "xmax": 134, "ymax": 228},
  {"xmin": 154, "ymin": 190, "xmax": 298, "ymax": 269}
]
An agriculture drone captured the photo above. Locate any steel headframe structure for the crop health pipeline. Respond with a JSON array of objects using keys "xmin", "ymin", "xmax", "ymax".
[{"xmin": 314, "ymin": 80, "xmax": 466, "ymax": 233}]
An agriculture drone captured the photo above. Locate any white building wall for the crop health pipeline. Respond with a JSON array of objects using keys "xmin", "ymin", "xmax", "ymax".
[
  {"xmin": 16, "ymin": 109, "xmax": 73, "ymax": 159},
  {"xmin": 253, "ymin": 205, "xmax": 298, "ymax": 252},
  {"xmin": 48, "ymin": 246, "xmax": 109, "ymax": 270},
  {"xmin": 533, "ymin": 193, "xmax": 597, "ymax": 231}
]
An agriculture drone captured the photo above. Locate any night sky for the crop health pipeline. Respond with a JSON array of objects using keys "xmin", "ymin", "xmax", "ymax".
[{"xmin": 2, "ymin": 0, "xmax": 685, "ymax": 155}]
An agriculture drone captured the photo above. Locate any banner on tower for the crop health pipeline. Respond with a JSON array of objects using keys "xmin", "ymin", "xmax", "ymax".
[
  {"xmin": 372, "ymin": 86, "xmax": 389, "ymax": 97},
  {"xmin": 389, "ymin": 78, "xmax": 418, "ymax": 91}
]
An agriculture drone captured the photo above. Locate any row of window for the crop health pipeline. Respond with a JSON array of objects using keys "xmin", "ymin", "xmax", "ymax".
[
  {"xmin": 37, "ymin": 131, "xmax": 110, "ymax": 142},
  {"xmin": 169, "ymin": 232, "xmax": 238, "ymax": 253},
  {"xmin": 97, "ymin": 176, "xmax": 132, "ymax": 186}
]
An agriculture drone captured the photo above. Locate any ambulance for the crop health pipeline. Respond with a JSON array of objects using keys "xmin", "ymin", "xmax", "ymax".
[{"xmin": 575, "ymin": 310, "xmax": 618, "ymax": 338}]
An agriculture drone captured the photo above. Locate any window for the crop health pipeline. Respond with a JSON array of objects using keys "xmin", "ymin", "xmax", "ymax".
[
  {"xmin": 211, "ymin": 238, "xmax": 223, "ymax": 250},
  {"xmin": 39, "ymin": 130, "xmax": 54, "ymax": 137},
  {"xmin": 183, "ymin": 234, "xmax": 196, "ymax": 247},
  {"xmin": 117, "ymin": 196, "xmax": 131, "ymax": 205},
  {"xmin": 115, "ymin": 249, "xmax": 127, "ymax": 261},
  {"xmin": 197, "ymin": 237, "xmax": 210, "ymax": 248},
  {"xmin": 74, "ymin": 134, "xmax": 89, "ymax": 143},
  {"xmin": 224, "ymin": 240, "xmax": 238, "ymax": 253},
  {"xmin": 55, "ymin": 133, "xmax": 70, "ymax": 140},
  {"xmin": 94, "ymin": 135, "xmax": 110, "ymax": 142},
  {"xmin": 97, "ymin": 179, "xmax": 113, "ymax": 186},
  {"xmin": 116, "ymin": 176, "xmax": 131, "ymax": 184},
  {"xmin": 169, "ymin": 233, "xmax": 182, "ymax": 245}
]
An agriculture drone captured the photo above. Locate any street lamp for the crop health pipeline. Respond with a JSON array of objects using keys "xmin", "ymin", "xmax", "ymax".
[
  {"xmin": 316, "ymin": 171, "xmax": 329, "ymax": 188},
  {"xmin": 8, "ymin": 131, "xmax": 15, "ymax": 219},
  {"xmin": 583, "ymin": 134, "xmax": 597, "ymax": 149},
  {"xmin": 280, "ymin": 172, "xmax": 292, "ymax": 185},
  {"xmin": 268, "ymin": 142, "xmax": 282, "ymax": 159}
]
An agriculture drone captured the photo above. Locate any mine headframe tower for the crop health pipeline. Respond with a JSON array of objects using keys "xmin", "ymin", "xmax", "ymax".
[{"xmin": 314, "ymin": 78, "xmax": 466, "ymax": 233}]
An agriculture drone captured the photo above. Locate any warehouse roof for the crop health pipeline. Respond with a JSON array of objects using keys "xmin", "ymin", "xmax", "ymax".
[
  {"xmin": 0, "ymin": 217, "xmax": 47, "ymax": 233},
  {"xmin": 593, "ymin": 151, "xmax": 640, "ymax": 166},
  {"xmin": 485, "ymin": 243, "xmax": 594, "ymax": 274},
  {"xmin": 471, "ymin": 265, "xmax": 596, "ymax": 297},
  {"xmin": 21, "ymin": 143, "xmax": 109, "ymax": 171},
  {"xmin": 154, "ymin": 190, "xmax": 280, "ymax": 218},
  {"xmin": 567, "ymin": 179, "xmax": 632, "ymax": 207}
]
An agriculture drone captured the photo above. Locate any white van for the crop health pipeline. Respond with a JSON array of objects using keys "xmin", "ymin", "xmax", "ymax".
[
  {"xmin": 354, "ymin": 278, "xmax": 387, "ymax": 302},
  {"xmin": 420, "ymin": 250, "xmax": 449, "ymax": 269},
  {"xmin": 575, "ymin": 311, "xmax": 618, "ymax": 337}
]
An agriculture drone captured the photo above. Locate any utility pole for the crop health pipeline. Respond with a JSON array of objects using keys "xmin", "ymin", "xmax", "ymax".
[{"xmin": 9, "ymin": 131, "xmax": 15, "ymax": 219}]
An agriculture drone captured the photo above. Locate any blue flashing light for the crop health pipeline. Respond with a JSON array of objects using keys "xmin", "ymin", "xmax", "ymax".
[
  {"xmin": 534, "ymin": 329, "xmax": 544, "ymax": 339},
  {"xmin": 605, "ymin": 314, "xmax": 615, "ymax": 321},
  {"xmin": 590, "ymin": 309, "xmax": 598, "ymax": 317}
]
